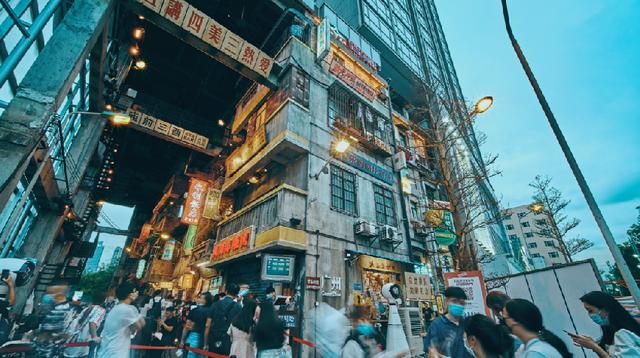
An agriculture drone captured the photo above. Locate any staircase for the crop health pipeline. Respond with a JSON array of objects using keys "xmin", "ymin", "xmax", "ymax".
[{"xmin": 34, "ymin": 264, "xmax": 62, "ymax": 295}]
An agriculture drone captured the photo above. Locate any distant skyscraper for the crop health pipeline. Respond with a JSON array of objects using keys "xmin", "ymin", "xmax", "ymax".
[
  {"xmin": 85, "ymin": 241, "xmax": 104, "ymax": 274},
  {"xmin": 109, "ymin": 246, "xmax": 123, "ymax": 268}
]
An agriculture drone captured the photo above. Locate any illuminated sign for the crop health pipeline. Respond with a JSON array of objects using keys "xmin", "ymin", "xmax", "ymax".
[
  {"xmin": 233, "ymin": 84, "xmax": 271, "ymax": 134},
  {"xmin": 162, "ymin": 239, "xmax": 176, "ymax": 260},
  {"xmin": 211, "ymin": 226, "xmax": 254, "ymax": 261},
  {"xmin": 183, "ymin": 224, "xmax": 198, "ymax": 254},
  {"xmin": 337, "ymin": 152, "xmax": 394, "ymax": 185},
  {"xmin": 202, "ymin": 188, "xmax": 221, "ymax": 219},
  {"xmin": 317, "ymin": 18, "xmax": 330, "ymax": 61},
  {"xmin": 261, "ymin": 254, "xmax": 295, "ymax": 281},
  {"xmin": 182, "ymin": 178, "xmax": 209, "ymax": 225},
  {"xmin": 138, "ymin": 223, "xmax": 153, "ymax": 243},
  {"xmin": 329, "ymin": 57, "xmax": 377, "ymax": 102},
  {"xmin": 226, "ymin": 126, "xmax": 267, "ymax": 176},
  {"xmin": 126, "ymin": 108, "xmax": 209, "ymax": 150},
  {"xmin": 136, "ymin": 259, "xmax": 146, "ymax": 279},
  {"xmin": 139, "ymin": 0, "xmax": 274, "ymax": 78}
]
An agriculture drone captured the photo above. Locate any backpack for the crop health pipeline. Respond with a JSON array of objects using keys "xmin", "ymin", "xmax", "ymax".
[{"xmin": 210, "ymin": 299, "xmax": 239, "ymax": 353}]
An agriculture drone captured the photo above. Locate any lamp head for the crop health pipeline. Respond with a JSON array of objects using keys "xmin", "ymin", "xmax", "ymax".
[
  {"xmin": 334, "ymin": 139, "xmax": 350, "ymax": 154},
  {"xmin": 529, "ymin": 202, "xmax": 545, "ymax": 214},
  {"xmin": 474, "ymin": 96, "xmax": 494, "ymax": 114}
]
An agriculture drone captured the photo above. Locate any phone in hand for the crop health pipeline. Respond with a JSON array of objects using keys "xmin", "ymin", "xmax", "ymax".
[
  {"xmin": 1, "ymin": 269, "xmax": 9, "ymax": 280},
  {"xmin": 563, "ymin": 329, "xmax": 578, "ymax": 337}
]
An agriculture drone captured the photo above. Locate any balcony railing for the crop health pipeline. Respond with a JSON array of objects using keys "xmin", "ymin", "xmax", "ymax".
[{"xmin": 217, "ymin": 185, "xmax": 306, "ymax": 241}]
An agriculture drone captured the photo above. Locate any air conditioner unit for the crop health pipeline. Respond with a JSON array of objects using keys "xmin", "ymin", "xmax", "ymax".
[
  {"xmin": 381, "ymin": 225, "xmax": 401, "ymax": 243},
  {"xmin": 398, "ymin": 307, "xmax": 424, "ymax": 356},
  {"xmin": 354, "ymin": 220, "xmax": 377, "ymax": 237}
]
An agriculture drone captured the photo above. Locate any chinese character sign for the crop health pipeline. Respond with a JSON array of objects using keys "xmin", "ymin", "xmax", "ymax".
[
  {"xmin": 443, "ymin": 271, "xmax": 490, "ymax": 316},
  {"xmin": 182, "ymin": 178, "xmax": 209, "ymax": 225},
  {"xmin": 126, "ymin": 108, "xmax": 210, "ymax": 150},
  {"xmin": 404, "ymin": 272, "xmax": 433, "ymax": 301},
  {"xmin": 202, "ymin": 188, "xmax": 221, "ymax": 219},
  {"xmin": 162, "ymin": 240, "xmax": 176, "ymax": 260},
  {"xmin": 183, "ymin": 224, "xmax": 198, "ymax": 254},
  {"xmin": 211, "ymin": 226, "xmax": 253, "ymax": 261}
]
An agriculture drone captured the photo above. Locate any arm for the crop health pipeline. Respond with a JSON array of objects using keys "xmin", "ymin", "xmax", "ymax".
[
  {"xmin": 89, "ymin": 322, "xmax": 100, "ymax": 343},
  {"xmin": 3, "ymin": 276, "xmax": 15, "ymax": 306},
  {"xmin": 203, "ymin": 316, "xmax": 213, "ymax": 350},
  {"xmin": 570, "ymin": 334, "xmax": 609, "ymax": 358},
  {"xmin": 159, "ymin": 319, "xmax": 174, "ymax": 332},
  {"xmin": 130, "ymin": 316, "xmax": 146, "ymax": 332}
]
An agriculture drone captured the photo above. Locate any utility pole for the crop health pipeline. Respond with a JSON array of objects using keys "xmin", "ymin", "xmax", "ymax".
[{"xmin": 500, "ymin": 0, "xmax": 640, "ymax": 306}]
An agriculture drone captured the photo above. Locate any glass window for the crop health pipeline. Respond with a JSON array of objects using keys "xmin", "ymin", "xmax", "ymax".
[
  {"xmin": 330, "ymin": 165, "xmax": 357, "ymax": 215},
  {"xmin": 528, "ymin": 243, "xmax": 537, "ymax": 249},
  {"xmin": 373, "ymin": 184, "xmax": 396, "ymax": 226},
  {"xmin": 505, "ymin": 224, "xmax": 514, "ymax": 230},
  {"xmin": 535, "ymin": 219, "xmax": 547, "ymax": 225},
  {"xmin": 544, "ymin": 240, "xmax": 555, "ymax": 247},
  {"xmin": 508, "ymin": 234, "xmax": 518, "ymax": 240},
  {"xmin": 410, "ymin": 201, "xmax": 419, "ymax": 220},
  {"xmin": 549, "ymin": 252, "xmax": 559, "ymax": 258},
  {"xmin": 524, "ymin": 232, "xmax": 534, "ymax": 238},
  {"xmin": 517, "ymin": 212, "xmax": 527, "ymax": 218},
  {"xmin": 521, "ymin": 221, "xmax": 530, "ymax": 228},
  {"xmin": 532, "ymin": 253, "xmax": 541, "ymax": 258},
  {"xmin": 398, "ymin": 132, "xmax": 408, "ymax": 148}
]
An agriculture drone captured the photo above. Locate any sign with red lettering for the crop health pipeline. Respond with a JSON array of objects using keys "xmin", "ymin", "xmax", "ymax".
[
  {"xmin": 329, "ymin": 57, "xmax": 377, "ymax": 102},
  {"xmin": 182, "ymin": 178, "xmax": 209, "ymax": 225},
  {"xmin": 443, "ymin": 271, "xmax": 490, "ymax": 316},
  {"xmin": 211, "ymin": 226, "xmax": 254, "ymax": 262}
]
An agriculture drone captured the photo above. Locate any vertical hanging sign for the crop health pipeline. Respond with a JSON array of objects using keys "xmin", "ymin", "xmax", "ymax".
[
  {"xmin": 162, "ymin": 240, "xmax": 176, "ymax": 260},
  {"xmin": 316, "ymin": 18, "xmax": 330, "ymax": 62},
  {"xmin": 202, "ymin": 188, "xmax": 222, "ymax": 219},
  {"xmin": 183, "ymin": 225, "xmax": 198, "ymax": 255},
  {"xmin": 182, "ymin": 178, "xmax": 209, "ymax": 225}
]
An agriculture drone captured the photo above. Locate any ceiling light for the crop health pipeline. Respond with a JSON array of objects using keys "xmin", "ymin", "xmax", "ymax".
[
  {"xmin": 134, "ymin": 59, "xmax": 147, "ymax": 70},
  {"xmin": 105, "ymin": 104, "xmax": 113, "ymax": 111},
  {"xmin": 133, "ymin": 27, "xmax": 145, "ymax": 40},
  {"xmin": 217, "ymin": 119, "xmax": 225, "ymax": 126},
  {"xmin": 248, "ymin": 176, "xmax": 259, "ymax": 184},
  {"xmin": 129, "ymin": 45, "xmax": 140, "ymax": 56}
]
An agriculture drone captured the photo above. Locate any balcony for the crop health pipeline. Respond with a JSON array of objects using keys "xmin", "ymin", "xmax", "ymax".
[
  {"xmin": 222, "ymin": 98, "xmax": 310, "ymax": 193},
  {"xmin": 213, "ymin": 185, "xmax": 307, "ymax": 264}
]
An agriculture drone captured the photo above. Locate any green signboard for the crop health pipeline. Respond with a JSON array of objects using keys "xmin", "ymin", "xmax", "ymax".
[
  {"xmin": 184, "ymin": 225, "xmax": 198, "ymax": 254},
  {"xmin": 434, "ymin": 210, "xmax": 457, "ymax": 246},
  {"xmin": 261, "ymin": 254, "xmax": 295, "ymax": 281}
]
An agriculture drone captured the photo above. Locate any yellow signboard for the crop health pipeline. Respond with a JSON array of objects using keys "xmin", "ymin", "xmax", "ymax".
[{"xmin": 226, "ymin": 126, "xmax": 267, "ymax": 175}]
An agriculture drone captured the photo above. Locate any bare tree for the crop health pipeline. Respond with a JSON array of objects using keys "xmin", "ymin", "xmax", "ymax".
[
  {"xmin": 406, "ymin": 85, "xmax": 507, "ymax": 271},
  {"xmin": 529, "ymin": 175, "xmax": 593, "ymax": 262}
]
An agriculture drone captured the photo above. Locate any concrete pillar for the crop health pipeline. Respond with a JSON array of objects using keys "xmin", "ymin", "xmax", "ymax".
[{"xmin": 0, "ymin": 0, "xmax": 114, "ymax": 211}]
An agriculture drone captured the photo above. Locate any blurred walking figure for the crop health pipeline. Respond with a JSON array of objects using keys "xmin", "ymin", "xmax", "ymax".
[
  {"xmin": 463, "ymin": 314, "xmax": 514, "ymax": 358},
  {"xmin": 502, "ymin": 299, "xmax": 572, "ymax": 358},
  {"xmin": 228, "ymin": 298, "xmax": 258, "ymax": 358},
  {"xmin": 64, "ymin": 293, "xmax": 106, "ymax": 358},
  {"xmin": 33, "ymin": 280, "xmax": 73, "ymax": 357},
  {"xmin": 97, "ymin": 282, "xmax": 145, "ymax": 358},
  {"xmin": 341, "ymin": 306, "xmax": 383, "ymax": 358},
  {"xmin": 181, "ymin": 292, "xmax": 212, "ymax": 358},
  {"xmin": 205, "ymin": 284, "xmax": 241, "ymax": 355},
  {"xmin": 254, "ymin": 300, "xmax": 290, "ymax": 358},
  {"xmin": 569, "ymin": 291, "xmax": 640, "ymax": 357},
  {"xmin": 424, "ymin": 287, "xmax": 473, "ymax": 358}
]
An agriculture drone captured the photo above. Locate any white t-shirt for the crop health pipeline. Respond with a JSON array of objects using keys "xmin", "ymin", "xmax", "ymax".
[
  {"xmin": 515, "ymin": 338, "xmax": 563, "ymax": 358},
  {"xmin": 97, "ymin": 303, "xmax": 141, "ymax": 358}
]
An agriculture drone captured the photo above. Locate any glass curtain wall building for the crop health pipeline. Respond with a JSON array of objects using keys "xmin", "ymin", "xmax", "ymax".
[{"xmin": 0, "ymin": 0, "xmax": 90, "ymax": 258}]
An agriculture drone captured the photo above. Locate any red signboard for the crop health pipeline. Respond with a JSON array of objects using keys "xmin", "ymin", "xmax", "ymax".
[
  {"xmin": 181, "ymin": 178, "xmax": 209, "ymax": 225},
  {"xmin": 211, "ymin": 226, "xmax": 254, "ymax": 261},
  {"xmin": 329, "ymin": 57, "xmax": 377, "ymax": 102},
  {"xmin": 305, "ymin": 276, "xmax": 321, "ymax": 290}
]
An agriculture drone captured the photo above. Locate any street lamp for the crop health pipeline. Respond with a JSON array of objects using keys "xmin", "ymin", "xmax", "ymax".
[
  {"xmin": 473, "ymin": 96, "xmax": 494, "ymax": 114},
  {"xmin": 501, "ymin": 0, "xmax": 640, "ymax": 305},
  {"xmin": 528, "ymin": 202, "xmax": 544, "ymax": 214},
  {"xmin": 311, "ymin": 138, "xmax": 351, "ymax": 180},
  {"xmin": 69, "ymin": 111, "xmax": 131, "ymax": 126}
]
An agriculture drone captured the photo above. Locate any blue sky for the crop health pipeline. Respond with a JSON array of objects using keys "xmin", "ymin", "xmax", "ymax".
[{"xmin": 435, "ymin": 0, "xmax": 640, "ymax": 267}]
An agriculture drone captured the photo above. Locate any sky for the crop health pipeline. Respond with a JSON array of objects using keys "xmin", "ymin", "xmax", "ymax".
[
  {"xmin": 92, "ymin": 203, "xmax": 133, "ymax": 267},
  {"xmin": 435, "ymin": 1, "xmax": 640, "ymax": 268}
]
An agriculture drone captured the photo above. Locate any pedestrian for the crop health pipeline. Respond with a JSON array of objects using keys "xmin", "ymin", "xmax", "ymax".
[
  {"xmin": 148, "ymin": 289, "xmax": 165, "ymax": 319},
  {"xmin": 463, "ymin": 314, "xmax": 514, "ymax": 358},
  {"xmin": 424, "ymin": 286, "xmax": 473, "ymax": 358},
  {"xmin": 486, "ymin": 291, "xmax": 521, "ymax": 355},
  {"xmin": 254, "ymin": 300, "xmax": 290, "ymax": 358},
  {"xmin": 228, "ymin": 298, "xmax": 258, "ymax": 358},
  {"xmin": 64, "ymin": 292, "xmax": 106, "ymax": 358},
  {"xmin": 97, "ymin": 282, "xmax": 145, "ymax": 358},
  {"xmin": 150, "ymin": 306, "xmax": 179, "ymax": 358},
  {"xmin": 33, "ymin": 280, "xmax": 73, "ymax": 358},
  {"xmin": 204, "ymin": 283, "xmax": 241, "ymax": 355},
  {"xmin": 265, "ymin": 286, "xmax": 277, "ymax": 304},
  {"xmin": 341, "ymin": 305, "xmax": 384, "ymax": 358},
  {"xmin": 568, "ymin": 291, "xmax": 640, "ymax": 357},
  {"xmin": 502, "ymin": 299, "xmax": 572, "ymax": 358},
  {"xmin": 180, "ymin": 292, "xmax": 212, "ymax": 357}
]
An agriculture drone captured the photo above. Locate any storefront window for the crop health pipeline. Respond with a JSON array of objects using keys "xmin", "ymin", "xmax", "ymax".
[
  {"xmin": 373, "ymin": 184, "xmax": 396, "ymax": 226},
  {"xmin": 330, "ymin": 165, "xmax": 357, "ymax": 215}
]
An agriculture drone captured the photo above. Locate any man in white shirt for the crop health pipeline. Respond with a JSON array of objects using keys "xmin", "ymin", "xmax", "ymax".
[{"xmin": 97, "ymin": 282, "xmax": 145, "ymax": 358}]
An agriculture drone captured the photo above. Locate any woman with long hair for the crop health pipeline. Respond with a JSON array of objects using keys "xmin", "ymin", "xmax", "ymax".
[
  {"xmin": 570, "ymin": 291, "xmax": 640, "ymax": 357},
  {"xmin": 503, "ymin": 299, "xmax": 572, "ymax": 358},
  {"xmin": 253, "ymin": 301, "xmax": 290, "ymax": 358},
  {"xmin": 229, "ymin": 299, "xmax": 258, "ymax": 358},
  {"xmin": 464, "ymin": 314, "xmax": 514, "ymax": 358}
]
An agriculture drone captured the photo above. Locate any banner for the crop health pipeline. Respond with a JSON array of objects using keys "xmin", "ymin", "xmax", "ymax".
[
  {"xmin": 443, "ymin": 271, "xmax": 490, "ymax": 316},
  {"xmin": 405, "ymin": 272, "xmax": 433, "ymax": 301},
  {"xmin": 182, "ymin": 178, "xmax": 209, "ymax": 225},
  {"xmin": 211, "ymin": 226, "xmax": 254, "ymax": 262},
  {"xmin": 183, "ymin": 225, "xmax": 198, "ymax": 255},
  {"xmin": 202, "ymin": 188, "xmax": 221, "ymax": 219}
]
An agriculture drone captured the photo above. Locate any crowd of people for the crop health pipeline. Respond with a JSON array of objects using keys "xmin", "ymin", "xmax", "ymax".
[
  {"xmin": 2, "ymin": 271, "xmax": 640, "ymax": 358},
  {"xmin": 424, "ymin": 287, "xmax": 640, "ymax": 358}
]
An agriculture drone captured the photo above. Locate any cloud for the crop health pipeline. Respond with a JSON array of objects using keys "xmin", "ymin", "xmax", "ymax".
[{"xmin": 602, "ymin": 178, "xmax": 640, "ymax": 206}]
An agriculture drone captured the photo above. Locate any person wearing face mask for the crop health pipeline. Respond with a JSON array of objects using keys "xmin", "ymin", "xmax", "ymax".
[
  {"xmin": 568, "ymin": 291, "xmax": 640, "ymax": 357},
  {"xmin": 486, "ymin": 291, "xmax": 520, "ymax": 356},
  {"xmin": 463, "ymin": 314, "xmax": 514, "ymax": 358},
  {"xmin": 97, "ymin": 282, "xmax": 145, "ymax": 358},
  {"xmin": 502, "ymin": 299, "xmax": 571, "ymax": 358},
  {"xmin": 424, "ymin": 287, "xmax": 473, "ymax": 358},
  {"xmin": 181, "ymin": 292, "xmax": 213, "ymax": 358}
]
